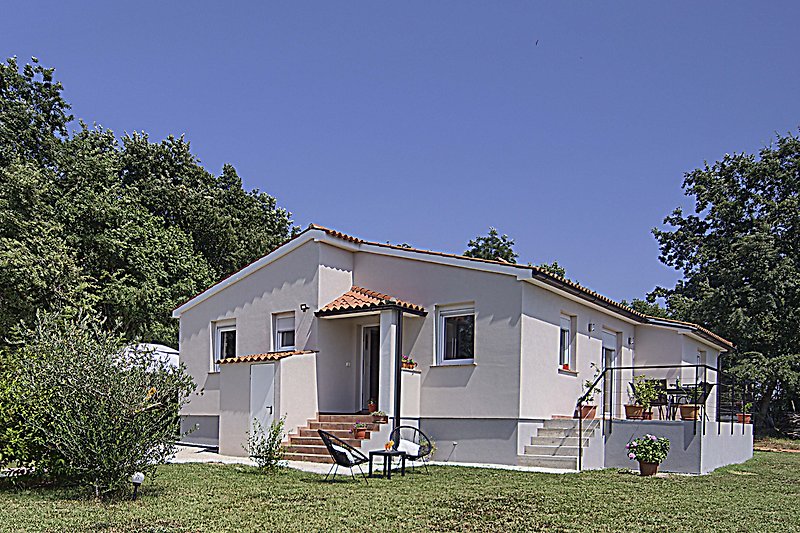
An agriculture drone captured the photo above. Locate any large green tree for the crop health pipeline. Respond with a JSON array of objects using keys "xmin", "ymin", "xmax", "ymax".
[
  {"xmin": 652, "ymin": 131, "xmax": 800, "ymax": 429},
  {"xmin": 464, "ymin": 227, "xmax": 519, "ymax": 263},
  {"xmin": 0, "ymin": 57, "xmax": 296, "ymax": 345}
]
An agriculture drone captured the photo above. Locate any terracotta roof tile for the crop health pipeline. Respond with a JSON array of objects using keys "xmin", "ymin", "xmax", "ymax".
[
  {"xmin": 317, "ymin": 286, "xmax": 426, "ymax": 316},
  {"xmin": 218, "ymin": 349, "xmax": 315, "ymax": 365}
]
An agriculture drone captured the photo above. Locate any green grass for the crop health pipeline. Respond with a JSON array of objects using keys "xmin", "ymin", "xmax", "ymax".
[
  {"xmin": 1, "ymin": 452, "xmax": 799, "ymax": 532},
  {"xmin": 755, "ymin": 436, "xmax": 800, "ymax": 451}
]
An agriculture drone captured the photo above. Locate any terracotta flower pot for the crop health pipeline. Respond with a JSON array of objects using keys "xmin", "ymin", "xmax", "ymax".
[
  {"xmin": 368, "ymin": 403, "xmax": 377, "ymax": 413},
  {"xmin": 577, "ymin": 405, "xmax": 597, "ymax": 419},
  {"xmin": 625, "ymin": 405, "xmax": 645, "ymax": 420},
  {"xmin": 642, "ymin": 411, "xmax": 653, "ymax": 421},
  {"xmin": 638, "ymin": 461, "xmax": 659, "ymax": 477},
  {"xmin": 680, "ymin": 405, "xmax": 701, "ymax": 421},
  {"xmin": 353, "ymin": 428, "xmax": 367, "ymax": 439},
  {"xmin": 736, "ymin": 413, "xmax": 752, "ymax": 424}
]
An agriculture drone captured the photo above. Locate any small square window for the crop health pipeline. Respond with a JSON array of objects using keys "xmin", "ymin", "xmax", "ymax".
[
  {"xmin": 213, "ymin": 325, "xmax": 236, "ymax": 372},
  {"xmin": 274, "ymin": 312, "xmax": 295, "ymax": 351},
  {"xmin": 437, "ymin": 307, "xmax": 475, "ymax": 364}
]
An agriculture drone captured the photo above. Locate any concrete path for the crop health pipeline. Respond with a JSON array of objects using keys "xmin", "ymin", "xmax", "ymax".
[{"xmin": 171, "ymin": 445, "xmax": 575, "ymax": 475}]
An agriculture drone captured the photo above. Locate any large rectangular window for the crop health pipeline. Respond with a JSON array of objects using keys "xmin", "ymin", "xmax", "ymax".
[
  {"xmin": 559, "ymin": 314, "xmax": 573, "ymax": 369},
  {"xmin": 214, "ymin": 325, "xmax": 236, "ymax": 372},
  {"xmin": 274, "ymin": 312, "xmax": 295, "ymax": 351},
  {"xmin": 438, "ymin": 307, "xmax": 475, "ymax": 364}
]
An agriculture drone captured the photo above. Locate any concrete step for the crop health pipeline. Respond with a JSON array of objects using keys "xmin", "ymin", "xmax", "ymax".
[
  {"xmin": 287, "ymin": 436, "xmax": 362, "ymax": 447},
  {"xmin": 542, "ymin": 419, "xmax": 601, "ymax": 429},
  {"xmin": 530, "ymin": 436, "xmax": 589, "ymax": 447},
  {"xmin": 524, "ymin": 445, "xmax": 581, "ymax": 457},
  {"xmin": 282, "ymin": 444, "xmax": 331, "ymax": 455},
  {"xmin": 308, "ymin": 421, "xmax": 380, "ymax": 431},
  {"xmin": 517, "ymin": 454, "xmax": 578, "ymax": 470},
  {"xmin": 318, "ymin": 414, "xmax": 385, "ymax": 424},
  {"xmin": 536, "ymin": 428, "xmax": 596, "ymax": 438},
  {"xmin": 298, "ymin": 428, "xmax": 369, "ymax": 439},
  {"xmin": 283, "ymin": 452, "xmax": 334, "ymax": 464}
]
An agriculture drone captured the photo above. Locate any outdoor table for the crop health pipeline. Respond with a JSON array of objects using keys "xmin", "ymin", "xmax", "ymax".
[{"xmin": 368, "ymin": 449, "xmax": 406, "ymax": 479}]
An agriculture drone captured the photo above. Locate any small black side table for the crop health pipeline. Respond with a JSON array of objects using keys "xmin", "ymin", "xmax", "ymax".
[{"xmin": 368, "ymin": 449, "xmax": 406, "ymax": 479}]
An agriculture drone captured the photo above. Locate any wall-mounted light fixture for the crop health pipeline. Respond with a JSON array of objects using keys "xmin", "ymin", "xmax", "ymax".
[
  {"xmin": 587, "ymin": 323, "xmax": 596, "ymax": 333},
  {"xmin": 627, "ymin": 336, "xmax": 635, "ymax": 347},
  {"xmin": 300, "ymin": 303, "xmax": 310, "ymax": 312}
]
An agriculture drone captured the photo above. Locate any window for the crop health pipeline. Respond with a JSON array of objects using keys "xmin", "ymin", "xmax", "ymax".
[
  {"xmin": 437, "ymin": 307, "xmax": 475, "ymax": 364},
  {"xmin": 559, "ymin": 314, "xmax": 573, "ymax": 369},
  {"xmin": 274, "ymin": 312, "xmax": 295, "ymax": 351},
  {"xmin": 214, "ymin": 325, "xmax": 236, "ymax": 372}
]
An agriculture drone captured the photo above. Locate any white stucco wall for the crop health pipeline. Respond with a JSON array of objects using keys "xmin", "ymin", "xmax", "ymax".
[
  {"xmin": 276, "ymin": 352, "xmax": 319, "ymax": 437},
  {"xmin": 519, "ymin": 283, "xmax": 636, "ymax": 420},
  {"xmin": 179, "ymin": 240, "xmax": 321, "ymax": 421},
  {"xmin": 353, "ymin": 252, "xmax": 523, "ymax": 420}
]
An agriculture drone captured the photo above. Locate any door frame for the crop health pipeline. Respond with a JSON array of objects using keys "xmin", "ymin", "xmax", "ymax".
[{"xmin": 358, "ymin": 323, "xmax": 380, "ymax": 412}]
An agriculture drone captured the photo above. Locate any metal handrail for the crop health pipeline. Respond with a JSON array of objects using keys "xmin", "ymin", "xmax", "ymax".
[{"xmin": 576, "ymin": 363, "xmax": 732, "ymax": 472}]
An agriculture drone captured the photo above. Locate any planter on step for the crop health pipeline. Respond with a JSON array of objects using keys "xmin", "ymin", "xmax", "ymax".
[
  {"xmin": 371, "ymin": 412, "xmax": 388, "ymax": 424},
  {"xmin": 638, "ymin": 461, "xmax": 659, "ymax": 477},
  {"xmin": 576, "ymin": 405, "xmax": 597, "ymax": 419},
  {"xmin": 736, "ymin": 413, "xmax": 752, "ymax": 424},
  {"xmin": 625, "ymin": 405, "xmax": 645, "ymax": 420},
  {"xmin": 642, "ymin": 411, "xmax": 653, "ymax": 420},
  {"xmin": 352, "ymin": 428, "xmax": 367, "ymax": 439},
  {"xmin": 679, "ymin": 405, "xmax": 701, "ymax": 421}
]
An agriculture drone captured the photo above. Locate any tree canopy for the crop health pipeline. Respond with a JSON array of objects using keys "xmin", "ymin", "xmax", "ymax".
[
  {"xmin": 464, "ymin": 227, "xmax": 519, "ymax": 263},
  {"xmin": 651, "ymin": 130, "xmax": 800, "ymax": 428},
  {"xmin": 0, "ymin": 57, "xmax": 296, "ymax": 345}
]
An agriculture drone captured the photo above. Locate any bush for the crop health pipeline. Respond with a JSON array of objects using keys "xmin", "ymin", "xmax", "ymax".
[
  {"xmin": 1, "ymin": 311, "xmax": 195, "ymax": 497},
  {"xmin": 626, "ymin": 434, "xmax": 670, "ymax": 464},
  {"xmin": 244, "ymin": 417, "xmax": 285, "ymax": 471}
]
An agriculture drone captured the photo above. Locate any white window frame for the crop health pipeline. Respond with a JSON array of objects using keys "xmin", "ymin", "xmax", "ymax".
[
  {"xmin": 436, "ymin": 306, "xmax": 475, "ymax": 366},
  {"xmin": 213, "ymin": 325, "xmax": 236, "ymax": 373},
  {"xmin": 559, "ymin": 314, "xmax": 575, "ymax": 370},
  {"xmin": 273, "ymin": 312, "xmax": 296, "ymax": 351}
]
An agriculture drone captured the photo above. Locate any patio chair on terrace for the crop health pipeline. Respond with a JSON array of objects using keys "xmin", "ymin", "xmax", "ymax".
[
  {"xmin": 317, "ymin": 430, "xmax": 369, "ymax": 483},
  {"xmin": 647, "ymin": 379, "xmax": 668, "ymax": 419},
  {"xmin": 389, "ymin": 425, "xmax": 434, "ymax": 474}
]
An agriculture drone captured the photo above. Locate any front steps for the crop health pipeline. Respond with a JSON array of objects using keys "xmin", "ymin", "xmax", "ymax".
[
  {"xmin": 518, "ymin": 419, "xmax": 599, "ymax": 470},
  {"xmin": 282, "ymin": 414, "xmax": 387, "ymax": 463}
]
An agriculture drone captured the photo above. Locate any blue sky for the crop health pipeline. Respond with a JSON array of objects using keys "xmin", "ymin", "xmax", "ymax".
[{"xmin": 3, "ymin": 2, "xmax": 799, "ymax": 302}]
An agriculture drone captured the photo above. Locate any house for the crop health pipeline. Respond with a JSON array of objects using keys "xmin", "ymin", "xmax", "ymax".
[{"xmin": 173, "ymin": 224, "xmax": 752, "ymax": 473}]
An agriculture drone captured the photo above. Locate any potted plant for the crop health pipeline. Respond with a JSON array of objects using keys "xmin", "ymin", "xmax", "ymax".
[
  {"xmin": 367, "ymin": 398, "xmax": 377, "ymax": 413},
  {"xmin": 625, "ymin": 375, "xmax": 657, "ymax": 420},
  {"xmin": 401, "ymin": 354, "xmax": 417, "ymax": 369},
  {"xmin": 371, "ymin": 410, "xmax": 388, "ymax": 424},
  {"xmin": 577, "ymin": 362, "xmax": 601, "ymax": 419},
  {"xmin": 626, "ymin": 434, "xmax": 670, "ymax": 476},
  {"xmin": 736, "ymin": 402, "xmax": 753, "ymax": 424},
  {"xmin": 350, "ymin": 422, "xmax": 368, "ymax": 439}
]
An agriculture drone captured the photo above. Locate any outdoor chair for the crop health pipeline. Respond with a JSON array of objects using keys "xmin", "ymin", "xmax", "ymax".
[
  {"xmin": 389, "ymin": 425, "xmax": 434, "ymax": 474},
  {"xmin": 646, "ymin": 379, "xmax": 668, "ymax": 419},
  {"xmin": 317, "ymin": 430, "xmax": 369, "ymax": 483}
]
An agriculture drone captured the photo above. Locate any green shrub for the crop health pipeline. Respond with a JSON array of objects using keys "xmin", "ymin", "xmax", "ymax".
[
  {"xmin": 3, "ymin": 311, "xmax": 195, "ymax": 497},
  {"xmin": 244, "ymin": 416, "xmax": 285, "ymax": 471}
]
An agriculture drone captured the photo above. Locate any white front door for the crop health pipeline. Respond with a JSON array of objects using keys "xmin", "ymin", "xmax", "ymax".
[{"xmin": 250, "ymin": 363, "xmax": 275, "ymax": 431}]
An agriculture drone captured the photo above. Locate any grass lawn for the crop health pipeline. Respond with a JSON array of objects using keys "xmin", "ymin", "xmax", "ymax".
[
  {"xmin": 755, "ymin": 436, "xmax": 800, "ymax": 452},
  {"xmin": 1, "ymin": 452, "xmax": 798, "ymax": 532}
]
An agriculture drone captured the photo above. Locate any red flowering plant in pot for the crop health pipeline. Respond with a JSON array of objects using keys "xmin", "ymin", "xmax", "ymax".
[
  {"xmin": 401, "ymin": 354, "xmax": 417, "ymax": 370},
  {"xmin": 626, "ymin": 434, "xmax": 670, "ymax": 476}
]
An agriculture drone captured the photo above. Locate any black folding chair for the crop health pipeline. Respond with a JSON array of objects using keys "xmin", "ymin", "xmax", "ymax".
[
  {"xmin": 317, "ymin": 430, "xmax": 369, "ymax": 483},
  {"xmin": 389, "ymin": 425, "xmax": 434, "ymax": 474},
  {"xmin": 647, "ymin": 379, "xmax": 668, "ymax": 420}
]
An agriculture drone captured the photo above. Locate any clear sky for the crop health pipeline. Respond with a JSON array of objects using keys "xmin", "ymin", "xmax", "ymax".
[{"xmin": 3, "ymin": 2, "xmax": 799, "ymax": 302}]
